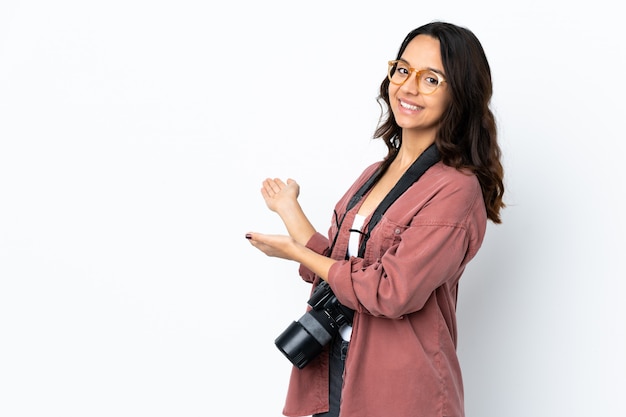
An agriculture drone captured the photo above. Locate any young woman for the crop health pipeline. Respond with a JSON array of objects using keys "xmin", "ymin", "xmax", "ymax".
[{"xmin": 246, "ymin": 21, "xmax": 505, "ymax": 417}]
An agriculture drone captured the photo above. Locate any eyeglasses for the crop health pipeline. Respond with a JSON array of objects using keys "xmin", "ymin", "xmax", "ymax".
[{"xmin": 387, "ymin": 60, "xmax": 446, "ymax": 95}]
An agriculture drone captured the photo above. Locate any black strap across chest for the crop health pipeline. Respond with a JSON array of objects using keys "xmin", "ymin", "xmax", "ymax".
[{"xmin": 337, "ymin": 143, "xmax": 440, "ymax": 258}]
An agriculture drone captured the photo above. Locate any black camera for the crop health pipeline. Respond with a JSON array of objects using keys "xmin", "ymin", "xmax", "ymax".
[{"xmin": 274, "ymin": 281, "xmax": 354, "ymax": 369}]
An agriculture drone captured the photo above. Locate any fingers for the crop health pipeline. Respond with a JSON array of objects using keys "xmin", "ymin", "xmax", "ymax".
[
  {"xmin": 245, "ymin": 232, "xmax": 277, "ymax": 258},
  {"xmin": 262, "ymin": 178, "xmax": 286, "ymax": 197}
]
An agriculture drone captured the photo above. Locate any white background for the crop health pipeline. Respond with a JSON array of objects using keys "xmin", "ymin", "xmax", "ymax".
[{"xmin": 1, "ymin": 1, "xmax": 624, "ymax": 416}]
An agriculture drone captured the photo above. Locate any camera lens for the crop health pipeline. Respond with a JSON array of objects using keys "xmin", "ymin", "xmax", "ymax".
[
  {"xmin": 275, "ymin": 282, "xmax": 353, "ymax": 369},
  {"xmin": 275, "ymin": 320, "xmax": 323, "ymax": 369}
]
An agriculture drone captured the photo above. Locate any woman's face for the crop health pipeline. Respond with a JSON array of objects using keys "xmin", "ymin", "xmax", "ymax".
[{"xmin": 388, "ymin": 35, "xmax": 450, "ymax": 139}]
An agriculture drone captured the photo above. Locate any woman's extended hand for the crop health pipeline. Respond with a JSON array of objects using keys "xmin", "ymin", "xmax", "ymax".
[
  {"xmin": 245, "ymin": 232, "xmax": 300, "ymax": 261},
  {"xmin": 245, "ymin": 232, "xmax": 335, "ymax": 282},
  {"xmin": 257, "ymin": 177, "xmax": 317, "ymax": 251},
  {"xmin": 261, "ymin": 178, "xmax": 300, "ymax": 214}
]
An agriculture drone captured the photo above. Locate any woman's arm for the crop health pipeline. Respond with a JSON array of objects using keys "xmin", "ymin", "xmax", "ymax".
[{"xmin": 245, "ymin": 232, "xmax": 336, "ymax": 281}]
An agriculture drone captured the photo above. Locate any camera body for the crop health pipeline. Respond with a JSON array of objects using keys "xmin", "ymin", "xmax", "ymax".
[{"xmin": 275, "ymin": 280, "xmax": 354, "ymax": 369}]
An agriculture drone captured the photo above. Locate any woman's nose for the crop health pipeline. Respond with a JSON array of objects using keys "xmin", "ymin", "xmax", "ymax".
[{"xmin": 400, "ymin": 72, "xmax": 420, "ymax": 94}]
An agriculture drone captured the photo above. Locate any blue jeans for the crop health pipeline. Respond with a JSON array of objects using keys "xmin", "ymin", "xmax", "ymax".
[{"xmin": 313, "ymin": 336, "xmax": 349, "ymax": 417}]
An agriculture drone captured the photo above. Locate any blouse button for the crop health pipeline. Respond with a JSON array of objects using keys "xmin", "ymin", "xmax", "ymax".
[{"xmin": 394, "ymin": 228, "xmax": 401, "ymax": 234}]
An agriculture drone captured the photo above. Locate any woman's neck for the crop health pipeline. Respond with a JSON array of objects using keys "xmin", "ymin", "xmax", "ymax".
[{"xmin": 394, "ymin": 135, "xmax": 436, "ymax": 170}]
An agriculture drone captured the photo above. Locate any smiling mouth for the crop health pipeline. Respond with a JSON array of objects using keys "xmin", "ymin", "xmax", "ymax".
[{"xmin": 400, "ymin": 100, "xmax": 421, "ymax": 111}]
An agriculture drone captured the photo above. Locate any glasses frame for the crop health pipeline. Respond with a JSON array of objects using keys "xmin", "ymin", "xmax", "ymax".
[{"xmin": 387, "ymin": 60, "xmax": 446, "ymax": 95}]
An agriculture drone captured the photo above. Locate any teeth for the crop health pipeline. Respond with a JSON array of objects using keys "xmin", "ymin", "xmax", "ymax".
[{"xmin": 400, "ymin": 100, "xmax": 419, "ymax": 111}]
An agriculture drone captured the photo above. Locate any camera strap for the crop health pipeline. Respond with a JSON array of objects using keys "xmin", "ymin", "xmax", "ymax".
[{"xmin": 334, "ymin": 142, "xmax": 440, "ymax": 259}]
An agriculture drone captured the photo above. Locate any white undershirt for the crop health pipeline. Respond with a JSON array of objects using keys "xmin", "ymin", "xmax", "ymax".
[
  {"xmin": 348, "ymin": 214, "xmax": 366, "ymax": 259},
  {"xmin": 340, "ymin": 214, "xmax": 366, "ymax": 341}
]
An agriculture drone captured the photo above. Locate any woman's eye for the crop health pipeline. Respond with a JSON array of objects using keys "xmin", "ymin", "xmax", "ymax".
[
  {"xmin": 397, "ymin": 67, "xmax": 409, "ymax": 75},
  {"xmin": 424, "ymin": 75, "xmax": 439, "ymax": 85}
]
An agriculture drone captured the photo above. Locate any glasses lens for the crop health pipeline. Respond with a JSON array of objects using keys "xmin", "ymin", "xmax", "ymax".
[
  {"xmin": 388, "ymin": 61, "xmax": 409, "ymax": 85},
  {"xmin": 418, "ymin": 71, "xmax": 441, "ymax": 94}
]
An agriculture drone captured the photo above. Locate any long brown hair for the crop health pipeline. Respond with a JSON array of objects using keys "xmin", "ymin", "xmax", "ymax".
[{"xmin": 374, "ymin": 21, "xmax": 505, "ymax": 223}]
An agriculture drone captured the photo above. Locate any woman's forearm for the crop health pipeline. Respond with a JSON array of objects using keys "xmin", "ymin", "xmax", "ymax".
[
  {"xmin": 278, "ymin": 200, "xmax": 317, "ymax": 246},
  {"xmin": 246, "ymin": 232, "xmax": 335, "ymax": 282},
  {"xmin": 292, "ymin": 243, "xmax": 336, "ymax": 282}
]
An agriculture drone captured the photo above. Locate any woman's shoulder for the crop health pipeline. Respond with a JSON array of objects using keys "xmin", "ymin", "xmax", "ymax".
[
  {"xmin": 417, "ymin": 162, "xmax": 485, "ymax": 223},
  {"xmin": 427, "ymin": 162, "xmax": 481, "ymax": 193}
]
